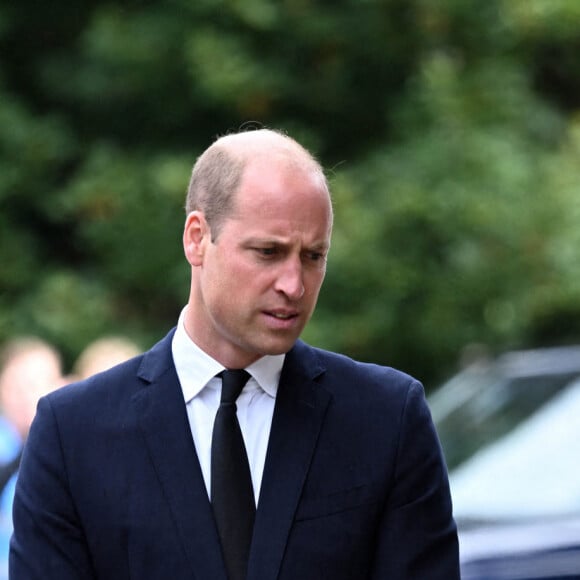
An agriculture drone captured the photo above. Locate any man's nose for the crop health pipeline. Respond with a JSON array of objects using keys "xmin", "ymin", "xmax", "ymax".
[{"xmin": 275, "ymin": 257, "xmax": 305, "ymax": 300}]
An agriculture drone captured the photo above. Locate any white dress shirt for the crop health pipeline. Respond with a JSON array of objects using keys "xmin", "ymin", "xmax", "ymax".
[{"xmin": 171, "ymin": 309, "xmax": 284, "ymax": 505}]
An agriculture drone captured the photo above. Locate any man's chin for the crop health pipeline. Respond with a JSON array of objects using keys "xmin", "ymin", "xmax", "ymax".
[{"xmin": 256, "ymin": 335, "xmax": 299, "ymax": 356}]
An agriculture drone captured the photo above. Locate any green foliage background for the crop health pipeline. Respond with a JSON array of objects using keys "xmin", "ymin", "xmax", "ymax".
[{"xmin": 1, "ymin": 0, "xmax": 580, "ymax": 389}]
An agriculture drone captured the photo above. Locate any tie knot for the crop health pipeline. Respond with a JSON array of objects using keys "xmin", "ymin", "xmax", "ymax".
[{"xmin": 219, "ymin": 369, "xmax": 250, "ymax": 404}]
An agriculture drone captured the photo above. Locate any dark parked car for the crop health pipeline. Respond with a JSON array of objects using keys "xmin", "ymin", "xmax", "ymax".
[{"xmin": 430, "ymin": 346, "xmax": 580, "ymax": 579}]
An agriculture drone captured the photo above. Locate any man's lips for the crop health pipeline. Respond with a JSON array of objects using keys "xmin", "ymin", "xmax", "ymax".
[{"xmin": 263, "ymin": 309, "xmax": 299, "ymax": 321}]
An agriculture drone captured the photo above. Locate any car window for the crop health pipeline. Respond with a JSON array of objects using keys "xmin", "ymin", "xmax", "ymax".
[
  {"xmin": 449, "ymin": 376, "xmax": 580, "ymax": 521},
  {"xmin": 430, "ymin": 346, "xmax": 580, "ymax": 470}
]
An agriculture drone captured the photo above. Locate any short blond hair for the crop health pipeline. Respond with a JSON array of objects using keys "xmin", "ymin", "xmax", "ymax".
[{"xmin": 74, "ymin": 336, "xmax": 141, "ymax": 380}]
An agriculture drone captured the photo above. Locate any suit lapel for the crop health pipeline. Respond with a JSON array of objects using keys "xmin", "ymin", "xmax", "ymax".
[
  {"xmin": 248, "ymin": 342, "xmax": 330, "ymax": 580},
  {"xmin": 132, "ymin": 331, "xmax": 227, "ymax": 580}
]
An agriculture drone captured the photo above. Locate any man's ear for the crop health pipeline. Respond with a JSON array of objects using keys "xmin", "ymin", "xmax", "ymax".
[{"xmin": 183, "ymin": 211, "xmax": 209, "ymax": 266}]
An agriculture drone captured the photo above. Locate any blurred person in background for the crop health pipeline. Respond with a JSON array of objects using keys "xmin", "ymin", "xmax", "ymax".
[
  {"xmin": 72, "ymin": 336, "xmax": 142, "ymax": 381},
  {"xmin": 0, "ymin": 335, "xmax": 140, "ymax": 579},
  {"xmin": 0, "ymin": 337, "xmax": 65, "ymax": 579}
]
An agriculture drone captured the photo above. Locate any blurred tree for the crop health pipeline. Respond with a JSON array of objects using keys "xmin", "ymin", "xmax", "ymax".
[
  {"xmin": 311, "ymin": 52, "xmax": 572, "ymax": 383},
  {"xmin": 0, "ymin": 0, "xmax": 579, "ymax": 387}
]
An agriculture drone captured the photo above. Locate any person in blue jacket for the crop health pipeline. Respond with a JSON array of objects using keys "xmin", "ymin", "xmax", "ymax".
[{"xmin": 0, "ymin": 337, "xmax": 64, "ymax": 578}]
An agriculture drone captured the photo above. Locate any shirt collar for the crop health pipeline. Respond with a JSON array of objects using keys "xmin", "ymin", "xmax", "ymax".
[{"xmin": 172, "ymin": 307, "xmax": 284, "ymax": 403}]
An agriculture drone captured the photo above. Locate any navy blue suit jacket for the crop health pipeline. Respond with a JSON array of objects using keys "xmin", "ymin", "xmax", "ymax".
[{"xmin": 10, "ymin": 331, "xmax": 459, "ymax": 579}]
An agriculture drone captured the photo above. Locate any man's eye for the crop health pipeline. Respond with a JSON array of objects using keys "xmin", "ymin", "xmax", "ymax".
[
  {"xmin": 305, "ymin": 251, "xmax": 325, "ymax": 262},
  {"xmin": 254, "ymin": 247, "xmax": 277, "ymax": 256}
]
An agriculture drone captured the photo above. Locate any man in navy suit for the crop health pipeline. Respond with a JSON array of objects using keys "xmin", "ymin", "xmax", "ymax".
[{"xmin": 10, "ymin": 129, "xmax": 459, "ymax": 579}]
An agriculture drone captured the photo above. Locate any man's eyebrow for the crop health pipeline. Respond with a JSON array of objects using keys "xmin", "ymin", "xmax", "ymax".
[
  {"xmin": 244, "ymin": 237, "xmax": 284, "ymax": 245},
  {"xmin": 243, "ymin": 235, "xmax": 329, "ymax": 247},
  {"xmin": 307, "ymin": 240, "xmax": 331, "ymax": 250}
]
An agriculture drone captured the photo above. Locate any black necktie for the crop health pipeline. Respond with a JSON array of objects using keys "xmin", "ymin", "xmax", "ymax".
[{"xmin": 211, "ymin": 369, "xmax": 255, "ymax": 580}]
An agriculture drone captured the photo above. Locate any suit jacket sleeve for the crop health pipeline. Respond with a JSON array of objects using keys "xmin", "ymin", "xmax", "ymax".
[
  {"xmin": 9, "ymin": 396, "xmax": 96, "ymax": 579},
  {"xmin": 371, "ymin": 380, "xmax": 460, "ymax": 579}
]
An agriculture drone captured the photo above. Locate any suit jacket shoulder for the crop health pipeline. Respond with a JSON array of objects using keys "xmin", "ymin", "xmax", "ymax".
[{"xmin": 287, "ymin": 339, "xmax": 423, "ymax": 409}]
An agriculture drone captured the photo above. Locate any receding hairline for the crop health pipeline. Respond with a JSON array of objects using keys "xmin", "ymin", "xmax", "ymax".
[
  {"xmin": 213, "ymin": 129, "xmax": 327, "ymax": 178},
  {"xmin": 185, "ymin": 129, "xmax": 331, "ymax": 235},
  {"xmin": 215, "ymin": 128, "xmax": 312, "ymax": 155}
]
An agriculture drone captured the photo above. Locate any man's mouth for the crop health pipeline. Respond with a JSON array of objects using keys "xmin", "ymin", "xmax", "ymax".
[{"xmin": 265, "ymin": 310, "xmax": 298, "ymax": 320}]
